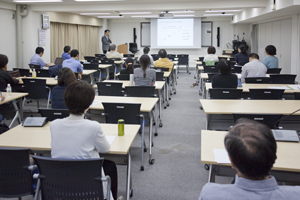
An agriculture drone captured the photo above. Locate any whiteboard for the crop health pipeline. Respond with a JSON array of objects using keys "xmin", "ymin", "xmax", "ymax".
[
  {"xmin": 201, "ymin": 22, "xmax": 212, "ymax": 47},
  {"xmin": 141, "ymin": 22, "xmax": 150, "ymax": 47}
]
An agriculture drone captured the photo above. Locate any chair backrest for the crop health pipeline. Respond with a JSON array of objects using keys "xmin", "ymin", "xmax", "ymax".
[
  {"xmin": 84, "ymin": 56, "xmax": 96, "ymax": 62},
  {"xmin": 96, "ymin": 82, "xmax": 123, "ymax": 96},
  {"xmin": 249, "ymin": 89, "xmax": 284, "ymax": 100},
  {"xmin": 233, "ymin": 114, "xmax": 283, "ymax": 129},
  {"xmin": 198, "ymin": 57, "xmax": 204, "ymax": 61},
  {"xmin": 0, "ymin": 148, "xmax": 32, "ymax": 197},
  {"xmin": 177, "ymin": 54, "xmax": 189, "ymax": 65},
  {"xmin": 119, "ymin": 74, "xmax": 130, "ymax": 80},
  {"xmin": 83, "ymin": 63, "xmax": 99, "ymax": 70},
  {"xmin": 39, "ymin": 109, "xmax": 69, "ymax": 121},
  {"xmin": 231, "ymin": 67, "xmax": 242, "ymax": 73},
  {"xmin": 101, "ymin": 59, "xmax": 114, "ymax": 65},
  {"xmin": 33, "ymin": 156, "xmax": 106, "ymax": 200},
  {"xmin": 203, "ymin": 65, "xmax": 218, "ymax": 73},
  {"xmin": 28, "ymin": 64, "xmax": 40, "ymax": 69},
  {"xmin": 0, "ymin": 80, "xmax": 6, "ymax": 92},
  {"xmin": 124, "ymin": 54, "xmax": 134, "ymax": 58},
  {"xmin": 294, "ymin": 92, "xmax": 300, "ymax": 100},
  {"xmin": 13, "ymin": 68, "xmax": 30, "ymax": 77},
  {"xmin": 125, "ymin": 86, "xmax": 155, "ymax": 97},
  {"xmin": 95, "ymin": 54, "xmax": 106, "ymax": 60},
  {"xmin": 22, "ymin": 79, "xmax": 47, "ymax": 99},
  {"xmin": 151, "ymin": 54, "xmax": 159, "ymax": 61},
  {"xmin": 270, "ymin": 74, "xmax": 297, "ymax": 84},
  {"xmin": 153, "ymin": 67, "xmax": 169, "ymax": 72},
  {"xmin": 245, "ymin": 77, "xmax": 271, "ymax": 84},
  {"xmin": 267, "ymin": 68, "xmax": 282, "ymax": 74},
  {"xmin": 156, "ymin": 72, "xmax": 164, "ymax": 81},
  {"xmin": 90, "ymin": 59, "xmax": 100, "ymax": 64},
  {"xmin": 209, "ymin": 88, "xmax": 243, "ymax": 99},
  {"xmin": 207, "ymin": 73, "xmax": 218, "ymax": 82},
  {"xmin": 102, "ymin": 102, "xmax": 141, "ymax": 124},
  {"xmin": 167, "ymin": 54, "xmax": 176, "ymax": 61},
  {"xmin": 35, "ymin": 69, "xmax": 50, "ymax": 77},
  {"xmin": 229, "ymin": 57, "xmax": 236, "ymax": 61},
  {"xmin": 54, "ymin": 57, "xmax": 64, "ymax": 65},
  {"xmin": 129, "ymin": 43, "xmax": 138, "ymax": 53},
  {"xmin": 134, "ymin": 64, "xmax": 140, "ymax": 69}
]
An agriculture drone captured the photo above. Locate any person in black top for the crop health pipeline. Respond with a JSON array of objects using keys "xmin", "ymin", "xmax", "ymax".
[
  {"xmin": 120, "ymin": 57, "xmax": 134, "ymax": 75},
  {"xmin": 212, "ymin": 59, "xmax": 238, "ymax": 88},
  {"xmin": 0, "ymin": 54, "xmax": 20, "ymax": 91},
  {"xmin": 235, "ymin": 45, "xmax": 249, "ymax": 66}
]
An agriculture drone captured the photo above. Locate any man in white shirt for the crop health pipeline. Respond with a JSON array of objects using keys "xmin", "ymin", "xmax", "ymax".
[
  {"xmin": 138, "ymin": 47, "xmax": 154, "ymax": 66},
  {"xmin": 241, "ymin": 53, "xmax": 267, "ymax": 83},
  {"xmin": 106, "ymin": 44, "xmax": 123, "ymax": 59}
]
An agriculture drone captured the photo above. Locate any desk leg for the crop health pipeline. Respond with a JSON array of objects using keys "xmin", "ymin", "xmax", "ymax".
[
  {"xmin": 9, "ymin": 100, "xmax": 21, "ymax": 128},
  {"xmin": 148, "ymin": 111, "xmax": 154, "ymax": 164},
  {"xmin": 126, "ymin": 149, "xmax": 132, "ymax": 200},
  {"xmin": 158, "ymin": 90, "xmax": 162, "ymax": 126},
  {"xmin": 90, "ymin": 73, "xmax": 95, "ymax": 85},
  {"xmin": 208, "ymin": 164, "xmax": 216, "ymax": 183},
  {"xmin": 106, "ymin": 67, "xmax": 109, "ymax": 80}
]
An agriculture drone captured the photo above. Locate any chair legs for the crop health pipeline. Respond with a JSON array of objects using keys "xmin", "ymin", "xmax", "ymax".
[{"xmin": 140, "ymin": 115, "xmax": 145, "ymax": 171}]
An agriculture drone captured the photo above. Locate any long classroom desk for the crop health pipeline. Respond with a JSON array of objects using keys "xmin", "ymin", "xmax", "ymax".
[
  {"xmin": 0, "ymin": 123, "xmax": 140, "ymax": 200},
  {"xmin": 201, "ymin": 130, "xmax": 300, "ymax": 183},
  {"xmin": 200, "ymin": 99, "xmax": 300, "ymax": 130}
]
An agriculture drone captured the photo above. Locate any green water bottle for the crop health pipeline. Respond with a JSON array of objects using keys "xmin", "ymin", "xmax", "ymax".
[{"xmin": 118, "ymin": 119, "xmax": 125, "ymax": 136}]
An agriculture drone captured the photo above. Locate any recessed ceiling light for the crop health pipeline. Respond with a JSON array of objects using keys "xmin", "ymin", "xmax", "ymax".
[
  {"xmin": 97, "ymin": 16, "xmax": 124, "ymax": 18},
  {"xmin": 205, "ymin": 10, "xmax": 241, "ymax": 12},
  {"xmin": 13, "ymin": 0, "xmax": 62, "ymax": 2},
  {"xmin": 203, "ymin": 14, "xmax": 234, "ymax": 16},
  {"xmin": 76, "ymin": 0, "xmax": 123, "ymax": 1},
  {"xmin": 162, "ymin": 10, "xmax": 195, "ymax": 14},
  {"xmin": 173, "ymin": 15, "xmax": 195, "ymax": 17},
  {"xmin": 119, "ymin": 12, "xmax": 152, "ymax": 15},
  {"xmin": 131, "ymin": 15, "xmax": 159, "ymax": 18},
  {"xmin": 80, "ymin": 13, "xmax": 111, "ymax": 15}
]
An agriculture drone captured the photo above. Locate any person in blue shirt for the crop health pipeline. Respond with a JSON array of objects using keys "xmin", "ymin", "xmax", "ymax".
[
  {"xmin": 62, "ymin": 49, "xmax": 83, "ymax": 79},
  {"xmin": 62, "ymin": 46, "xmax": 71, "ymax": 60},
  {"xmin": 263, "ymin": 45, "xmax": 278, "ymax": 68},
  {"xmin": 30, "ymin": 47, "xmax": 54, "ymax": 69}
]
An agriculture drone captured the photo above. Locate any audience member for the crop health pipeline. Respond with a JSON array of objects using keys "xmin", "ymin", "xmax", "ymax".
[
  {"xmin": 263, "ymin": 45, "xmax": 278, "ymax": 69},
  {"xmin": 61, "ymin": 45, "xmax": 71, "ymax": 60},
  {"xmin": 203, "ymin": 46, "xmax": 219, "ymax": 65},
  {"xmin": 138, "ymin": 47, "xmax": 154, "ymax": 66},
  {"xmin": 235, "ymin": 44, "xmax": 249, "ymax": 66},
  {"xmin": 134, "ymin": 55, "xmax": 156, "ymax": 86},
  {"xmin": 0, "ymin": 54, "xmax": 20, "ymax": 91},
  {"xmin": 212, "ymin": 59, "xmax": 238, "ymax": 88},
  {"xmin": 153, "ymin": 49, "xmax": 174, "ymax": 72},
  {"xmin": 62, "ymin": 49, "xmax": 83, "ymax": 79},
  {"xmin": 30, "ymin": 47, "xmax": 54, "ymax": 68},
  {"xmin": 241, "ymin": 53, "xmax": 267, "ymax": 83},
  {"xmin": 120, "ymin": 58, "xmax": 134, "ymax": 75},
  {"xmin": 106, "ymin": 44, "xmax": 123, "ymax": 59}
]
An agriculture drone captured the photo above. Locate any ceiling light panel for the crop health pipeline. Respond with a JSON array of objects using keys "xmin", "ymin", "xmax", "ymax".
[
  {"xmin": 97, "ymin": 16, "xmax": 124, "ymax": 18},
  {"xmin": 203, "ymin": 14, "xmax": 234, "ymax": 16},
  {"xmin": 131, "ymin": 15, "xmax": 159, "ymax": 18},
  {"xmin": 14, "ymin": 0, "xmax": 62, "ymax": 2},
  {"xmin": 119, "ymin": 12, "xmax": 152, "ymax": 15},
  {"xmin": 205, "ymin": 10, "xmax": 241, "ymax": 12},
  {"xmin": 80, "ymin": 13, "xmax": 111, "ymax": 15}
]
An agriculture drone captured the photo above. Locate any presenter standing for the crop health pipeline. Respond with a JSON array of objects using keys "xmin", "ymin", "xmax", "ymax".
[{"xmin": 101, "ymin": 29, "xmax": 112, "ymax": 54}]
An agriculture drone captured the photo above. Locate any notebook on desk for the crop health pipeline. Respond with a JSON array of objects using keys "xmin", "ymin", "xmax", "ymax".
[
  {"xmin": 272, "ymin": 129, "xmax": 300, "ymax": 142},
  {"xmin": 23, "ymin": 117, "xmax": 47, "ymax": 127}
]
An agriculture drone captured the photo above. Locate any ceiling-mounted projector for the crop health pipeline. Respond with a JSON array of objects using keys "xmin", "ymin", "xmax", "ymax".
[{"xmin": 159, "ymin": 13, "xmax": 173, "ymax": 18}]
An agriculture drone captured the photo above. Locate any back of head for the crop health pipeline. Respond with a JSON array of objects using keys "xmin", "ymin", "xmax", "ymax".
[
  {"xmin": 58, "ymin": 68, "xmax": 77, "ymax": 86},
  {"xmin": 217, "ymin": 59, "xmax": 231, "ymax": 75},
  {"xmin": 249, "ymin": 53, "xmax": 259, "ymax": 60},
  {"xmin": 143, "ymin": 47, "xmax": 150, "ymax": 54},
  {"xmin": 109, "ymin": 44, "xmax": 116, "ymax": 51},
  {"xmin": 225, "ymin": 119, "xmax": 277, "ymax": 179},
  {"xmin": 207, "ymin": 46, "xmax": 216, "ymax": 54},
  {"xmin": 139, "ymin": 55, "xmax": 150, "ymax": 78},
  {"xmin": 36, "ymin": 47, "xmax": 44, "ymax": 54},
  {"xmin": 64, "ymin": 81, "xmax": 95, "ymax": 115},
  {"xmin": 64, "ymin": 46, "xmax": 71, "ymax": 53},
  {"xmin": 265, "ymin": 45, "xmax": 277, "ymax": 56},
  {"xmin": 239, "ymin": 44, "xmax": 248, "ymax": 54},
  {"xmin": 70, "ymin": 49, "xmax": 79, "ymax": 58},
  {"xmin": 0, "ymin": 54, "xmax": 8, "ymax": 69},
  {"xmin": 158, "ymin": 49, "xmax": 167, "ymax": 58},
  {"xmin": 125, "ymin": 57, "xmax": 134, "ymax": 74}
]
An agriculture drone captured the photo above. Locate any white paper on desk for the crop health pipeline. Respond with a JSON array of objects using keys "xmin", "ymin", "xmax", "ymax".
[
  {"xmin": 213, "ymin": 149, "xmax": 231, "ymax": 164},
  {"xmin": 105, "ymin": 136, "xmax": 116, "ymax": 145},
  {"xmin": 288, "ymin": 85, "xmax": 300, "ymax": 90},
  {"xmin": 91, "ymin": 100, "xmax": 101, "ymax": 106},
  {"xmin": 268, "ymin": 86, "xmax": 291, "ymax": 90}
]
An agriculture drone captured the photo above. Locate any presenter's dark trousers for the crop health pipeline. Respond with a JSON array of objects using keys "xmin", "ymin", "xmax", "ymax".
[
  {"xmin": 103, "ymin": 159, "xmax": 118, "ymax": 199},
  {"xmin": 103, "ymin": 50, "xmax": 107, "ymax": 54}
]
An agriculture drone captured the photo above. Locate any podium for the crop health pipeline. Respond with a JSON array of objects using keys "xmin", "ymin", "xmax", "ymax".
[{"xmin": 117, "ymin": 44, "xmax": 128, "ymax": 54}]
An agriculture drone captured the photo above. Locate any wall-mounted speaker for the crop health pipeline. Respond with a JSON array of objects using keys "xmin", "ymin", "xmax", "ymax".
[{"xmin": 217, "ymin": 27, "xmax": 220, "ymax": 47}]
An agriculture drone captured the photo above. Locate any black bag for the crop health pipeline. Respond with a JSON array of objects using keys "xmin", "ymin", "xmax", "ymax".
[{"xmin": 0, "ymin": 123, "xmax": 9, "ymax": 134}]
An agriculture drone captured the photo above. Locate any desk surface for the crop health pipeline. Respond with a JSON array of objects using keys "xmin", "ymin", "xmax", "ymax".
[
  {"xmin": 90, "ymin": 96, "xmax": 158, "ymax": 112},
  {"xmin": 83, "ymin": 69, "xmax": 97, "ymax": 75},
  {"xmin": 0, "ymin": 123, "xmax": 139, "ymax": 155},
  {"xmin": 201, "ymin": 130, "xmax": 300, "ymax": 172},
  {"xmin": 101, "ymin": 80, "xmax": 165, "ymax": 90},
  {"xmin": 18, "ymin": 77, "xmax": 57, "ymax": 86},
  {"xmin": 200, "ymin": 99, "xmax": 300, "ymax": 115},
  {"xmin": 0, "ymin": 92, "xmax": 28, "ymax": 105},
  {"xmin": 164, "ymin": 72, "xmax": 171, "ymax": 78}
]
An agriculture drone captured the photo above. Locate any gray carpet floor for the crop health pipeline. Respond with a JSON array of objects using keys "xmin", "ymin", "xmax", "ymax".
[{"xmin": 1, "ymin": 70, "xmax": 233, "ymax": 200}]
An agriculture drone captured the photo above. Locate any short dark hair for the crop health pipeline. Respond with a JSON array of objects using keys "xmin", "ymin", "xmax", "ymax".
[
  {"xmin": 36, "ymin": 47, "xmax": 44, "ymax": 54},
  {"xmin": 249, "ymin": 53, "xmax": 259, "ymax": 59},
  {"xmin": 64, "ymin": 81, "xmax": 95, "ymax": 115},
  {"xmin": 217, "ymin": 59, "xmax": 231, "ymax": 75},
  {"xmin": 109, "ymin": 44, "xmax": 116, "ymax": 51},
  {"xmin": 64, "ymin": 46, "xmax": 71, "ymax": 53},
  {"xmin": 238, "ymin": 44, "xmax": 248, "ymax": 54},
  {"xmin": 139, "ymin": 55, "xmax": 150, "ymax": 78},
  {"xmin": 104, "ymin": 29, "xmax": 110, "ymax": 33},
  {"xmin": 207, "ymin": 46, "xmax": 216, "ymax": 54},
  {"xmin": 158, "ymin": 49, "xmax": 167, "ymax": 58},
  {"xmin": 265, "ymin": 45, "xmax": 276, "ymax": 56},
  {"xmin": 70, "ymin": 49, "xmax": 79, "ymax": 58},
  {"xmin": 225, "ymin": 119, "xmax": 277, "ymax": 179},
  {"xmin": 0, "ymin": 54, "xmax": 8, "ymax": 69},
  {"xmin": 58, "ymin": 68, "xmax": 78, "ymax": 86},
  {"xmin": 143, "ymin": 47, "xmax": 150, "ymax": 54},
  {"xmin": 125, "ymin": 57, "xmax": 134, "ymax": 75}
]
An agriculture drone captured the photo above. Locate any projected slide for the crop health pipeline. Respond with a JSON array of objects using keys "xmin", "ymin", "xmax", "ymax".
[{"xmin": 157, "ymin": 18, "xmax": 194, "ymax": 47}]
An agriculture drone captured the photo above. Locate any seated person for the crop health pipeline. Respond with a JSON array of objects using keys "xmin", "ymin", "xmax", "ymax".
[
  {"xmin": 203, "ymin": 46, "xmax": 219, "ymax": 65},
  {"xmin": 50, "ymin": 81, "xmax": 118, "ymax": 200},
  {"xmin": 153, "ymin": 49, "xmax": 174, "ymax": 72},
  {"xmin": 263, "ymin": 45, "xmax": 278, "ymax": 69},
  {"xmin": 62, "ymin": 49, "xmax": 83, "ymax": 79},
  {"xmin": 106, "ymin": 44, "xmax": 123, "ymax": 59},
  {"xmin": 199, "ymin": 119, "xmax": 300, "ymax": 200},
  {"xmin": 61, "ymin": 45, "xmax": 71, "ymax": 60},
  {"xmin": 30, "ymin": 47, "xmax": 54, "ymax": 69},
  {"xmin": 134, "ymin": 55, "xmax": 156, "ymax": 86},
  {"xmin": 138, "ymin": 47, "xmax": 154, "ymax": 67},
  {"xmin": 0, "ymin": 54, "xmax": 20, "ymax": 91},
  {"xmin": 51, "ymin": 68, "xmax": 78, "ymax": 109},
  {"xmin": 241, "ymin": 53, "xmax": 267, "ymax": 83},
  {"xmin": 235, "ymin": 44, "xmax": 249, "ymax": 66},
  {"xmin": 120, "ymin": 58, "xmax": 134, "ymax": 75},
  {"xmin": 212, "ymin": 60, "xmax": 238, "ymax": 88}
]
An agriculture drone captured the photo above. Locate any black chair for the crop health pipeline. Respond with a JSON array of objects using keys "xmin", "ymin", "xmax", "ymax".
[
  {"xmin": 33, "ymin": 156, "xmax": 111, "ymax": 200},
  {"xmin": 101, "ymin": 59, "xmax": 115, "ymax": 79},
  {"xmin": 0, "ymin": 148, "xmax": 33, "ymax": 198},
  {"xmin": 28, "ymin": 64, "xmax": 40, "ymax": 69},
  {"xmin": 229, "ymin": 57, "xmax": 236, "ymax": 62},
  {"xmin": 13, "ymin": 68, "xmax": 30, "ymax": 77},
  {"xmin": 22, "ymin": 79, "xmax": 51, "ymax": 108},
  {"xmin": 207, "ymin": 73, "xmax": 218, "ymax": 82},
  {"xmin": 245, "ymin": 77, "xmax": 271, "ymax": 83},
  {"xmin": 54, "ymin": 57, "xmax": 64, "ymax": 65},
  {"xmin": 294, "ymin": 92, "xmax": 300, "ymax": 100},
  {"xmin": 198, "ymin": 57, "xmax": 204, "ymax": 62},
  {"xmin": 39, "ymin": 109, "xmax": 69, "ymax": 121},
  {"xmin": 90, "ymin": 59, "xmax": 100, "ymax": 64},
  {"xmin": 203, "ymin": 65, "xmax": 218, "ymax": 73},
  {"xmin": 167, "ymin": 54, "xmax": 176, "ymax": 61},
  {"xmin": 96, "ymin": 82, "xmax": 123, "ymax": 96},
  {"xmin": 84, "ymin": 56, "xmax": 96, "ymax": 62},
  {"xmin": 231, "ymin": 67, "xmax": 242, "ymax": 73},
  {"xmin": 233, "ymin": 114, "xmax": 283, "ymax": 129},
  {"xmin": 209, "ymin": 88, "xmax": 243, "ymax": 99},
  {"xmin": 102, "ymin": 103, "xmax": 148, "ymax": 170},
  {"xmin": 119, "ymin": 74, "xmax": 130, "ymax": 80},
  {"xmin": 177, "ymin": 54, "xmax": 189, "ymax": 74},
  {"xmin": 35, "ymin": 69, "xmax": 50, "ymax": 77},
  {"xmin": 95, "ymin": 54, "xmax": 106, "ymax": 60},
  {"xmin": 129, "ymin": 43, "xmax": 138, "ymax": 54},
  {"xmin": 125, "ymin": 86, "xmax": 156, "ymax": 97},
  {"xmin": 267, "ymin": 68, "xmax": 282, "ymax": 74},
  {"xmin": 270, "ymin": 74, "xmax": 297, "ymax": 84},
  {"xmin": 134, "ymin": 64, "xmax": 140, "ymax": 69},
  {"xmin": 151, "ymin": 54, "xmax": 159, "ymax": 61},
  {"xmin": 124, "ymin": 54, "xmax": 134, "ymax": 58},
  {"xmin": 249, "ymin": 89, "xmax": 284, "ymax": 100},
  {"xmin": 156, "ymin": 72, "xmax": 165, "ymax": 81}
]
